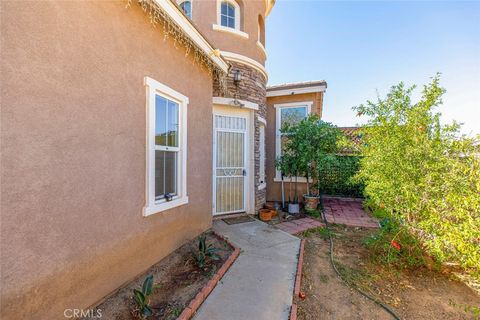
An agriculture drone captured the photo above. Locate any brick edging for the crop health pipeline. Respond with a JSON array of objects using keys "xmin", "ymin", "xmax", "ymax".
[
  {"xmin": 290, "ymin": 239, "xmax": 306, "ymax": 320},
  {"xmin": 177, "ymin": 231, "xmax": 240, "ymax": 320}
]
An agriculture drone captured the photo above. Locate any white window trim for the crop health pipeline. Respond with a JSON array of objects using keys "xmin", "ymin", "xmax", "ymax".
[
  {"xmin": 143, "ymin": 76, "xmax": 189, "ymax": 217},
  {"xmin": 215, "ymin": 0, "xmax": 246, "ymax": 37},
  {"xmin": 274, "ymin": 101, "xmax": 313, "ymax": 183},
  {"xmin": 212, "ymin": 96, "xmax": 258, "ymax": 110},
  {"xmin": 257, "ymin": 115, "xmax": 267, "ymax": 126}
]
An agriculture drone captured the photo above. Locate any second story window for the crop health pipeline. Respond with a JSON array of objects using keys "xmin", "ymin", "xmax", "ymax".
[
  {"xmin": 179, "ymin": 0, "xmax": 192, "ymax": 19},
  {"xmin": 213, "ymin": 0, "xmax": 247, "ymax": 38},
  {"xmin": 220, "ymin": 1, "xmax": 236, "ymax": 29}
]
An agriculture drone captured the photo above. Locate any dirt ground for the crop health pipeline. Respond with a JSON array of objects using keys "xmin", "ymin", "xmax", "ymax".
[
  {"xmin": 85, "ymin": 232, "xmax": 232, "ymax": 320},
  {"xmin": 298, "ymin": 226, "xmax": 480, "ymax": 320}
]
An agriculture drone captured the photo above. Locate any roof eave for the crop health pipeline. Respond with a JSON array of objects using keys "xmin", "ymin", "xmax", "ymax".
[
  {"xmin": 155, "ymin": 0, "xmax": 229, "ymax": 73},
  {"xmin": 266, "ymin": 84, "xmax": 327, "ymax": 97}
]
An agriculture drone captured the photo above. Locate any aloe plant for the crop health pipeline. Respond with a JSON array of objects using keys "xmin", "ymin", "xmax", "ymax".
[
  {"xmin": 193, "ymin": 235, "xmax": 220, "ymax": 268},
  {"xmin": 133, "ymin": 275, "xmax": 154, "ymax": 318}
]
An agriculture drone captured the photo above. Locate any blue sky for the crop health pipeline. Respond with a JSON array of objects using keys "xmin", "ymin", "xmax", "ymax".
[{"xmin": 266, "ymin": 0, "xmax": 480, "ymax": 136}]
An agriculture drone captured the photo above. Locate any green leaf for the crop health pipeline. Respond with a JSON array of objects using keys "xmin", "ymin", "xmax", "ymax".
[
  {"xmin": 133, "ymin": 289, "xmax": 145, "ymax": 307},
  {"xmin": 143, "ymin": 305, "xmax": 153, "ymax": 316},
  {"xmin": 209, "ymin": 253, "xmax": 220, "ymax": 261},
  {"xmin": 143, "ymin": 275, "xmax": 154, "ymax": 296}
]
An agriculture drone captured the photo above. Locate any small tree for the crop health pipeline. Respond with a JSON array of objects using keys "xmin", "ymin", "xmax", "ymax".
[{"xmin": 279, "ymin": 114, "xmax": 342, "ymax": 196}]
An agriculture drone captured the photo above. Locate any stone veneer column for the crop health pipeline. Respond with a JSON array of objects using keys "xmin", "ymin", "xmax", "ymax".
[{"xmin": 213, "ymin": 61, "xmax": 267, "ymax": 213}]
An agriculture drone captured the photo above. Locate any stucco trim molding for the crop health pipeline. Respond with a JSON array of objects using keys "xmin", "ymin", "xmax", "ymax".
[
  {"xmin": 213, "ymin": 97, "xmax": 259, "ymax": 110},
  {"xmin": 212, "ymin": 24, "xmax": 249, "ymax": 39},
  {"xmin": 219, "ymin": 51, "xmax": 268, "ymax": 81},
  {"xmin": 153, "ymin": 0, "xmax": 229, "ymax": 73},
  {"xmin": 256, "ymin": 41, "xmax": 267, "ymax": 58},
  {"xmin": 257, "ymin": 115, "xmax": 267, "ymax": 125},
  {"xmin": 267, "ymin": 85, "xmax": 327, "ymax": 97}
]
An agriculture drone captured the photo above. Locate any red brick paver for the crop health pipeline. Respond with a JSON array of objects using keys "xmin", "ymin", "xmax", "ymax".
[
  {"xmin": 276, "ymin": 218, "xmax": 325, "ymax": 235},
  {"xmin": 275, "ymin": 197, "xmax": 379, "ymax": 234},
  {"xmin": 323, "ymin": 196, "xmax": 379, "ymax": 228},
  {"xmin": 290, "ymin": 239, "xmax": 305, "ymax": 320}
]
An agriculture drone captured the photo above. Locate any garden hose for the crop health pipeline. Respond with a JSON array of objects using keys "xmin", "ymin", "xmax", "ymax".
[{"xmin": 320, "ymin": 196, "xmax": 402, "ymax": 320}]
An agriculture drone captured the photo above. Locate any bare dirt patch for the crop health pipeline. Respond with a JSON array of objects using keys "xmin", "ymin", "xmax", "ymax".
[
  {"xmin": 298, "ymin": 226, "xmax": 480, "ymax": 320},
  {"xmin": 86, "ymin": 231, "xmax": 233, "ymax": 320}
]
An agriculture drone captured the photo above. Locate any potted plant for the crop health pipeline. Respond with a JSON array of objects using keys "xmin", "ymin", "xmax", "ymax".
[
  {"xmin": 303, "ymin": 174, "xmax": 320, "ymax": 210},
  {"xmin": 275, "ymin": 152, "xmax": 301, "ymax": 214}
]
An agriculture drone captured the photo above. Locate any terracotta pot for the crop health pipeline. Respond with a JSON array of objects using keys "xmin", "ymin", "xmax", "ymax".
[
  {"xmin": 303, "ymin": 195, "xmax": 320, "ymax": 210},
  {"xmin": 264, "ymin": 202, "xmax": 278, "ymax": 217},
  {"xmin": 258, "ymin": 208, "xmax": 274, "ymax": 221}
]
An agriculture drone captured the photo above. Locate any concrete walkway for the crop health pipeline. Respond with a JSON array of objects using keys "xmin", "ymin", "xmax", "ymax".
[{"xmin": 194, "ymin": 219, "xmax": 300, "ymax": 320}]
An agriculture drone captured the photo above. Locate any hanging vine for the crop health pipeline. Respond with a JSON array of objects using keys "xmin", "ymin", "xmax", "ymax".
[{"xmin": 126, "ymin": 0, "xmax": 228, "ymax": 95}]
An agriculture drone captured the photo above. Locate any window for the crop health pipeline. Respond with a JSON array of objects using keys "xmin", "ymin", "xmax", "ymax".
[
  {"xmin": 220, "ymin": 1, "xmax": 235, "ymax": 28},
  {"xmin": 258, "ymin": 15, "xmax": 265, "ymax": 46},
  {"xmin": 213, "ymin": 0, "xmax": 247, "ymax": 38},
  {"xmin": 179, "ymin": 0, "xmax": 192, "ymax": 19},
  {"xmin": 259, "ymin": 123, "xmax": 266, "ymax": 189},
  {"xmin": 275, "ymin": 102, "xmax": 312, "ymax": 181},
  {"xmin": 144, "ymin": 77, "xmax": 188, "ymax": 216}
]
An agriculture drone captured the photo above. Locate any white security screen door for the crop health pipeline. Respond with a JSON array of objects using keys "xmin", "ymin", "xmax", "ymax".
[{"xmin": 213, "ymin": 115, "xmax": 247, "ymax": 215}]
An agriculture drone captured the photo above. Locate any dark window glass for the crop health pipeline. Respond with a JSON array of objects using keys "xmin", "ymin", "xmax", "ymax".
[
  {"xmin": 221, "ymin": 2, "xmax": 228, "ymax": 15},
  {"xmin": 156, "ymin": 95, "xmax": 179, "ymax": 147},
  {"xmin": 220, "ymin": 2, "xmax": 235, "ymax": 29},
  {"xmin": 155, "ymin": 151, "xmax": 177, "ymax": 200},
  {"xmin": 180, "ymin": 1, "xmax": 192, "ymax": 19},
  {"xmin": 155, "ymin": 95, "xmax": 167, "ymax": 146}
]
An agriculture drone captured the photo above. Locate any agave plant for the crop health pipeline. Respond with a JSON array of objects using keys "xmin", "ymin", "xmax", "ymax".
[
  {"xmin": 193, "ymin": 235, "xmax": 220, "ymax": 268},
  {"xmin": 133, "ymin": 275, "xmax": 154, "ymax": 318}
]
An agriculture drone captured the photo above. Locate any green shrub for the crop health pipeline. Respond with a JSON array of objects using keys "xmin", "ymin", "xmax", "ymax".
[
  {"xmin": 354, "ymin": 74, "xmax": 480, "ymax": 278},
  {"xmin": 364, "ymin": 217, "xmax": 428, "ymax": 269},
  {"xmin": 317, "ymin": 155, "xmax": 364, "ymax": 197},
  {"xmin": 276, "ymin": 115, "xmax": 344, "ymax": 199}
]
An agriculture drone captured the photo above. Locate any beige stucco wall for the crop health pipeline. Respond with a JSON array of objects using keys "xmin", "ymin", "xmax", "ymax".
[
  {"xmin": 1, "ymin": 1, "xmax": 214, "ymax": 318},
  {"xmin": 190, "ymin": 0, "xmax": 267, "ymax": 65},
  {"xmin": 265, "ymin": 92, "xmax": 324, "ymax": 202}
]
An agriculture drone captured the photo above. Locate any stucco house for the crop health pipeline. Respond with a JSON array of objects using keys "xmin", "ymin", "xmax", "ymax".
[{"xmin": 0, "ymin": 0, "xmax": 325, "ymax": 318}]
